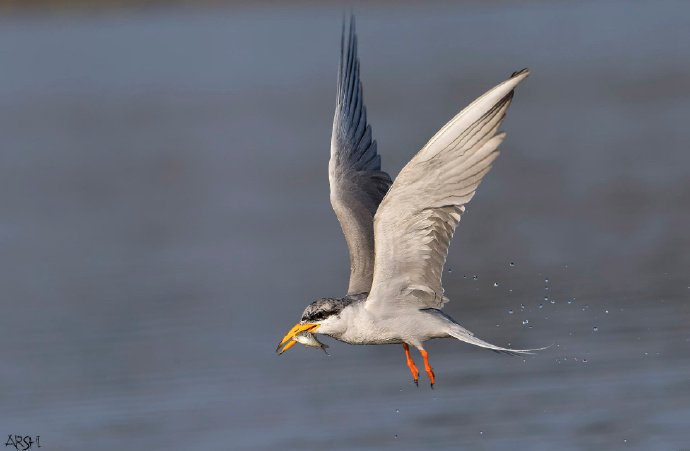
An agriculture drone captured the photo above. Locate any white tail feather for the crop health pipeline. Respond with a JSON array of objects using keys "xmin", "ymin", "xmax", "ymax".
[{"xmin": 448, "ymin": 323, "xmax": 548, "ymax": 356}]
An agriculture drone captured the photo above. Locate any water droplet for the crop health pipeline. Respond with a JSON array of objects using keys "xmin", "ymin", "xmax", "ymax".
[
  {"xmin": 538, "ymin": 303, "xmax": 543, "ymax": 309},
  {"xmin": 520, "ymin": 303, "xmax": 525, "ymax": 310},
  {"xmin": 493, "ymin": 282, "xmax": 499, "ymax": 287},
  {"xmin": 593, "ymin": 326, "xmax": 599, "ymax": 332},
  {"xmin": 583, "ymin": 358, "xmax": 588, "ymax": 363},
  {"xmin": 544, "ymin": 296, "xmax": 549, "ymax": 301},
  {"xmin": 522, "ymin": 319, "xmax": 529, "ymax": 325},
  {"xmin": 508, "ymin": 288, "xmax": 513, "ymax": 293},
  {"xmin": 550, "ymin": 299, "xmax": 556, "ymax": 304},
  {"xmin": 508, "ymin": 309, "xmax": 514, "ymax": 314},
  {"xmin": 447, "ymin": 267, "xmax": 452, "ymax": 273},
  {"xmin": 545, "ymin": 278, "xmax": 549, "ymax": 284},
  {"xmin": 395, "ymin": 409, "xmax": 400, "ymax": 413},
  {"xmin": 472, "ymin": 275, "xmax": 478, "ymax": 280},
  {"xmin": 544, "ymin": 286, "xmax": 549, "ymax": 291},
  {"xmin": 394, "ymin": 434, "xmax": 398, "ymax": 439},
  {"xmin": 605, "ymin": 310, "xmax": 609, "ymax": 314},
  {"xmin": 567, "ymin": 299, "xmax": 573, "ymax": 304},
  {"xmin": 479, "ymin": 431, "xmax": 483, "ymax": 436},
  {"xmin": 509, "ymin": 262, "xmax": 515, "ymax": 267}
]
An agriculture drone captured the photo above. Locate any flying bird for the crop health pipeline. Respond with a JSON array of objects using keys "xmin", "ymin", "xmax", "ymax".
[{"xmin": 276, "ymin": 17, "xmax": 541, "ymax": 387}]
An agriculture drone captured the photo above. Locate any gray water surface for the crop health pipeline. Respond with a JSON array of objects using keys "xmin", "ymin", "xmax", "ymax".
[{"xmin": 1, "ymin": 2, "xmax": 689, "ymax": 450}]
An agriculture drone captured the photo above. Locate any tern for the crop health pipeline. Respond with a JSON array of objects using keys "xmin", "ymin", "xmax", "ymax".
[{"xmin": 277, "ymin": 17, "xmax": 541, "ymax": 387}]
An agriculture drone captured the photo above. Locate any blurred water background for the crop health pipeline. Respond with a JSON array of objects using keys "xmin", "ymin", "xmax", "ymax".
[{"xmin": 1, "ymin": 1, "xmax": 689, "ymax": 449}]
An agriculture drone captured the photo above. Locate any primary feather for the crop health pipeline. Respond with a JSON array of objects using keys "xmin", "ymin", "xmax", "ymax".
[{"xmin": 329, "ymin": 17, "xmax": 392, "ymax": 296}]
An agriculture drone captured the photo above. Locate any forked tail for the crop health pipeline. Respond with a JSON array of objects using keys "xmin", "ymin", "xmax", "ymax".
[
  {"xmin": 447, "ymin": 323, "xmax": 548, "ymax": 356},
  {"xmin": 424, "ymin": 308, "xmax": 548, "ymax": 355}
]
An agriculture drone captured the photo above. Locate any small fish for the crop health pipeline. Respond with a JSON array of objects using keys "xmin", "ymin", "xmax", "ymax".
[{"xmin": 294, "ymin": 331, "xmax": 330, "ymax": 355}]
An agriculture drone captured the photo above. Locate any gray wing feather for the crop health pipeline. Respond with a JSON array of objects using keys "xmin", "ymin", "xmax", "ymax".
[
  {"xmin": 330, "ymin": 16, "xmax": 392, "ymax": 295},
  {"xmin": 366, "ymin": 69, "xmax": 530, "ymax": 310}
]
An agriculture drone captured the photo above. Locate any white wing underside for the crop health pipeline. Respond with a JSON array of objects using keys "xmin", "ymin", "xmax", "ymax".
[{"xmin": 366, "ymin": 69, "xmax": 530, "ymax": 311}]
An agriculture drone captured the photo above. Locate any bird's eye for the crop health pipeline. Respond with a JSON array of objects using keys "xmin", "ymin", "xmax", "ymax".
[{"xmin": 303, "ymin": 310, "xmax": 330, "ymax": 322}]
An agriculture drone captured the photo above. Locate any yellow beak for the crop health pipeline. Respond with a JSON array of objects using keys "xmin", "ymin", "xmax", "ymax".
[{"xmin": 275, "ymin": 323, "xmax": 320, "ymax": 355}]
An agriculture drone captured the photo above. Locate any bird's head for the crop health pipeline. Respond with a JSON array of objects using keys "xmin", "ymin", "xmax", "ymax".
[{"xmin": 275, "ymin": 297, "xmax": 352, "ymax": 354}]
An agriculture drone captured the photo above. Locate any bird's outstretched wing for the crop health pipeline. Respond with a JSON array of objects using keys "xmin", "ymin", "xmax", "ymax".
[
  {"xmin": 330, "ymin": 17, "xmax": 392, "ymax": 295},
  {"xmin": 366, "ymin": 69, "xmax": 530, "ymax": 310}
]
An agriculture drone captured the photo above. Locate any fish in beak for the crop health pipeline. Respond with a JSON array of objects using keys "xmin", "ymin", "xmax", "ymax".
[{"xmin": 275, "ymin": 323, "xmax": 320, "ymax": 355}]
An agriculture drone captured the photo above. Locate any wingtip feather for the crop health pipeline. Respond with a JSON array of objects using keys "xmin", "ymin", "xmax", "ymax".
[{"xmin": 511, "ymin": 67, "xmax": 530, "ymax": 79}]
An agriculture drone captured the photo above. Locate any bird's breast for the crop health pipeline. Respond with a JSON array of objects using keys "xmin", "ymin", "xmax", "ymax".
[{"xmin": 327, "ymin": 312, "xmax": 405, "ymax": 345}]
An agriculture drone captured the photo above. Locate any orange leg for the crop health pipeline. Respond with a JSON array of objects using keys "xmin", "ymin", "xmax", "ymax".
[
  {"xmin": 402, "ymin": 343, "xmax": 419, "ymax": 386},
  {"xmin": 420, "ymin": 349, "xmax": 436, "ymax": 388}
]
